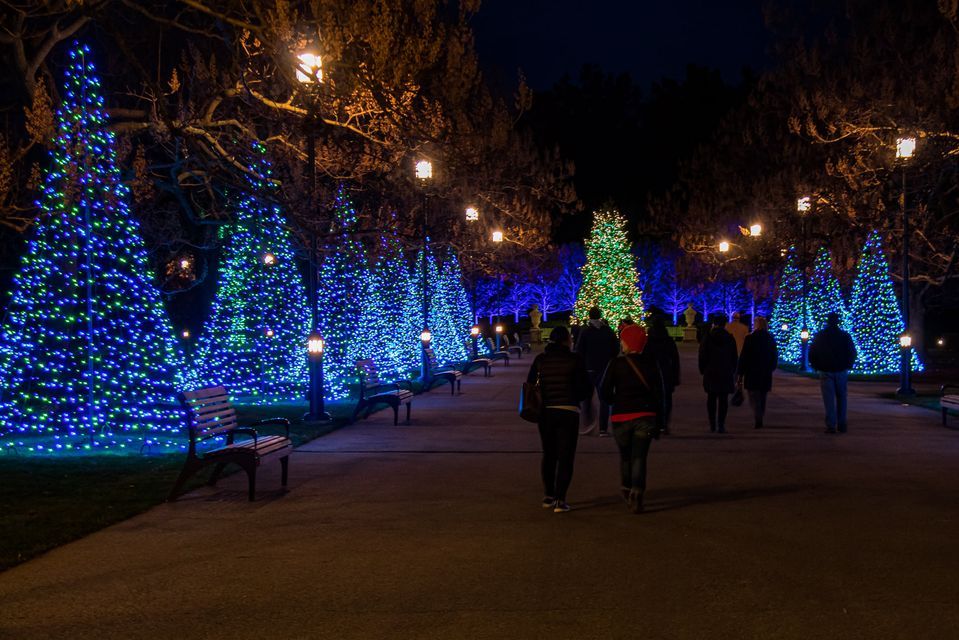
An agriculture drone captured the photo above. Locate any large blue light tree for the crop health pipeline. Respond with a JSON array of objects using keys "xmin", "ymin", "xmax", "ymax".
[
  {"xmin": 188, "ymin": 144, "xmax": 310, "ymax": 399},
  {"xmin": 0, "ymin": 43, "xmax": 184, "ymax": 453},
  {"xmin": 770, "ymin": 246, "xmax": 808, "ymax": 365},
  {"xmin": 807, "ymin": 247, "xmax": 848, "ymax": 333}
]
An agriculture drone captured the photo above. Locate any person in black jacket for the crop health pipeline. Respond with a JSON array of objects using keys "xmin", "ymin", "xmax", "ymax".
[
  {"xmin": 698, "ymin": 315, "xmax": 739, "ymax": 433},
  {"xmin": 643, "ymin": 316, "xmax": 680, "ymax": 434},
  {"xmin": 574, "ymin": 306, "xmax": 620, "ymax": 436},
  {"xmin": 737, "ymin": 316, "xmax": 778, "ymax": 429},
  {"xmin": 600, "ymin": 324, "xmax": 665, "ymax": 514},
  {"xmin": 526, "ymin": 325, "xmax": 592, "ymax": 513},
  {"xmin": 808, "ymin": 312, "xmax": 858, "ymax": 433}
]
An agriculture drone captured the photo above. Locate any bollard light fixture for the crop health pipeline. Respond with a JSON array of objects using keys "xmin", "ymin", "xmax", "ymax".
[
  {"xmin": 420, "ymin": 327, "xmax": 432, "ymax": 343},
  {"xmin": 899, "ymin": 333, "xmax": 913, "ymax": 349},
  {"xmin": 308, "ymin": 331, "xmax": 325, "ymax": 359}
]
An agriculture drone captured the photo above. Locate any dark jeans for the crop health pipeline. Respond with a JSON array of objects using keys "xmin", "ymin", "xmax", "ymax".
[
  {"xmin": 820, "ymin": 371, "xmax": 849, "ymax": 431},
  {"xmin": 612, "ymin": 417, "xmax": 655, "ymax": 490},
  {"xmin": 537, "ymin": 408, "xmax": 580, "ymax": 501},
  {"xmin": 748, "ymin": 389, "xmax": 768, "ymax": 426},
  {"xmin": 707, "ymin": 392, "xmax": 728, "ymax": 429},
  {"xmin": 587, "ymin": 370, "xmax": 610, "ymax": 432},
  {"xmin": 663, "ymin": 389, "xmax": 674, "ymax": 431}
]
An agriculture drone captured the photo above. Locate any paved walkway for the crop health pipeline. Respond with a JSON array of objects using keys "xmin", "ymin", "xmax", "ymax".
[{"xmin": 2, "ymin": 345, "xmax": 958, "ymax": 639}]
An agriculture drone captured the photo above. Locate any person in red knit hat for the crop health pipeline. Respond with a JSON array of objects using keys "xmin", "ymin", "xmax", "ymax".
[{"xmin": 600, "ymin": 324, "xmax": 666, "ymax": 513}]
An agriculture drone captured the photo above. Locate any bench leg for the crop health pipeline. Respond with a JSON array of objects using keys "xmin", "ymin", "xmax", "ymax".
[
  {"xmin": 208, "ymin": 462, "xmax": 227, "ymax": 486},
  {"xmin": 449, "ymin": 377, "xmax": 455, "ymax": 396},
  {"xmin": 238, "ymin": 458, "xmax": 257, "ymax": 501},
  {"xmin": 457, "ymin": 378, "xmax": 462, "ymax": 394},
  {"xmin": 280, "ymin": 455, "xmax": 289, "ymax": 487},
  {"xmin": 392, "ymin": 401, "xmax": 400, "ymax": 426},
  {"xmin": 351, "ymin": 401, "xmax": 365, "ymax": 424},
  {"xmin": 168, "ymin": 463, "xmax": 197, "ymax": 502},
  {"xmin": 943, "ymin": 407, "xmax": 948, "ymax": 426},
  {"xmin": 405, "ymin": 401, "xmax": 411, "ymax": 424}
]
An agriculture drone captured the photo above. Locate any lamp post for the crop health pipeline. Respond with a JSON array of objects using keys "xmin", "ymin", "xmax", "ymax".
[
  {"xmin": 896, "ymin": 137, "xmax": 917, "ymax": 397},
  {"xmin": 470, "ymin": 324, "xmax": 480, "ymax": 358},
  {"xmin": 797, "ymin": 196, "xmax": 812, "ymax": 371},
  {"xmin": 296, "ymin": 50, "xmax": 330, "ymax": 420},
  {"xmin": 415, "ymin": 159, "xmax": 433, "ymax": 383},
  {"xmin": 307, "ymin": 331, "xmax": 331, "ymax": 422}
]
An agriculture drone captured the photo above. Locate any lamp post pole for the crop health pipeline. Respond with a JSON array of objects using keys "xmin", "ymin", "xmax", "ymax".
[
  {"xmin": 415, "ymin": 160, "xmax": 433, "ymax": 384},
  {"xmin": 897, "ymin": 138, "xmax": 916, "ymax": 396}
]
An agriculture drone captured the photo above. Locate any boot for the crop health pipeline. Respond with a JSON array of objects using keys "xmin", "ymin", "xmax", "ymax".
[{"xmin": 628, "ymin": 489, "xmax": 644, "ymax": 514}]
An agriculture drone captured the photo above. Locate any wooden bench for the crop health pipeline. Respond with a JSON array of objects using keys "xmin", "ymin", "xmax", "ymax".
[
  {"xmin": 169, "ymin": 386, "xmax": 292, "ymax": 502},
  {"xmin": 484, "ymin": 337, "xmax": 511, "ymax": 366},
  {"xmin": 353, "ymin": 359, "xmax": 413, "ymax": 425},
  {"xmin": 940, "ymin": 385, "xmax": 959, "ymax": 426},
  {"xmin": 513, "ymin": 332, "xmax": 532, "ymax": 354},
  {"xmin": 464, "ymin": 339, "xmax": 492, "ymax": 377},
  {"xmin": 424, "ymin": 346, "xmax": 463, "ymax": 395}
]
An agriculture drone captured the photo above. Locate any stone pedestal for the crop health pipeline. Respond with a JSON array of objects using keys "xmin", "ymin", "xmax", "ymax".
[
  {"xmin": 530, "ymin": 328, "xmax": 543, "ymax": 344},
  {"xmin": 683, "ymin": 326, "xmax": 698, "ymax": 342}
]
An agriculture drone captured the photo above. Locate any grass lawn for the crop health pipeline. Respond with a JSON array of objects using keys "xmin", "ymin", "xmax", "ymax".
[{"xmin": 0, "ymin": 401, "xmax": 347, "ymax": 572}]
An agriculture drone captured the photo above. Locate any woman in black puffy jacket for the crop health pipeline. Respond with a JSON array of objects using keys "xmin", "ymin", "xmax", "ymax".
[
  {"xmin": 600, "ymin": 324, "xmax": 665, "ymax": 514},
  {"xmin": 526, "ymin": 325, "xmax": 592, "ymax": 513}
]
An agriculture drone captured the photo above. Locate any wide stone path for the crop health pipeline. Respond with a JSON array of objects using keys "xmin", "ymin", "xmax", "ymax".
[{"xmin": 2, "ymin": 345, "xmax": 958, "ymax": 639}]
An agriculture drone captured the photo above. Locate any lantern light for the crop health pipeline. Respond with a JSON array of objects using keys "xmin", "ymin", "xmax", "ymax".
[
  {"xmin": 896, "ymin": 137, "xmax": 916, "ymax": 160},
  {"xmin": 749, "ymin": 223, "xmax": 762, "ymax": 237},
  {"xmin": 470, "ymin": 325, "xmax": 480, "ymax": 337},
  {"xmin": 937, "ymin": 337, "xmax": 945, "ymax": 347},
  {"xmin": 415, "ymin": 159, "xmax": 433, "ymax": 181},
  {"xmin": 800, "ymin": 328, "xmax": 810, "ymax": 341},
  {"xmin": 495, "ymin": 324, "xmax": 504, "ymax": 334},
  {"xmin": 492, "ymin": 230, "xmax": 504, "ymax": 243},
  {"xmin": 179, "ymin": 258, "xmax": 192, "ymax": 270},
  {"xmin": 296, "ymin": 52, "xmax": 323, "ymax": 84},
  {"xmin": 797, "ymin": 196, "xmax": 811, "ymax": 213},
  {"xmin": 781, "ymin": 323, "xmax": 789, "ymax": 332},
  {"xmin": 264, "ymin": 328, "xmax": 275, "ymax": 338},
  {"xmin": 262, "ymin": 251, "xmax": 276, "ymax": 266},
  {"xmin": 307, "ymin": 332, "xmax": 324, "ymax": 358},
  {"xmin": 719, "ymin": 241, "xmax": 730, "ymax": 253},
  {"xmin": 899, "ymin": 333, "xmax": 913, "ymax": 349},
  {"xmin": 465, "ymin": 206, "xmax": 479, "ymax": 222},
  {"xmin": 181, "ymin": 329, "xmax": 191, "ymax": 339},
  {"xmin": 420, "ymin": 327, "xmax": 432, "ymax": 343}
]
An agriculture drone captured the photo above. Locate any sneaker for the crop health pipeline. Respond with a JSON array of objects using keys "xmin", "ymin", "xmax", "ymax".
[
  {"xmin": 838, "ymin": 425, "xmax": 847, "ymax": 433},
  {"xmin": 553, "ymin": 501, "xmax": 571, "ymax": 513},
  {"xmin": 620, "ymin": 487, "xmax": 630, "ymax": 504},
  {"xmin": 541, "ymin": 496, "xmax": 556, "ymax": 508},
  {"xmin": 709, "ymin": 424, "xmax": 717, "ymax": 433},
  {"xmin": 598, "ymin": 430, "xmax": 610, "ymax": 438},
  {"xmin": 718, "ymin": 426, "xmax": 726, "ymax": 434}
]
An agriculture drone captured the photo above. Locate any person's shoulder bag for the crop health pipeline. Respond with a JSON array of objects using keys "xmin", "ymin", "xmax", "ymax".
[{"xmin": 519, "ymin": 365, "xmax": 541, "ymax": 423}]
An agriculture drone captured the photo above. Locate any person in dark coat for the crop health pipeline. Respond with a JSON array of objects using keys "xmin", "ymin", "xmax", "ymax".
[
  {"xmin": 808, "ymin": 312, "xmax": 857, "ymax": 433},
  {"xmin": 526, "ymin": 326, "xmax": 592, "ymax": 512},
  {"xmin": 698, "ymin": 315, "xmax": 738, "ymax": 433},
  {"xmin": 601, "ymin": 324, "xmax": 666, "ymax": 513},
  {"xmin": 737, "ymin": 316, "xmax": 778, "ymax": 429},
  {"xmin": 643, "ymin": 316, "xmax": 680, "ymax": 433},
  {"xmin": 574, "ymin": 306, "xmax": 620, "ymax": 436}
]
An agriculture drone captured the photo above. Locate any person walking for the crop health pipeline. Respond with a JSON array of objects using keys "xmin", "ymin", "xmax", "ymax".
[
  {"xmin": 698, "ymin": 315, "xmax": 738, "ymax": 433},
  {"xmin": 808, "ymin": 312, "xmax": 857, "ymax": 434},
  {"xmin": 575, "ymin": 306, "xmax": 620, "ymax": 436},
  {"xmin": 526, "ymin": 326, "xmax": 592, "ymax": 512},
  {"xmin": 737, "ymin": 316, "xmax": 778, "ymax": 429},
  {"xmin": 643, "ymin": 316, "xmax": 680, "ymax": 434},
  {"xmin": 600, "ymin": 324, "xmax": 665, "ymax": 514},
  {"xmin": 727, "ymin": 312, "xmax": 749, "ymax": 356}
]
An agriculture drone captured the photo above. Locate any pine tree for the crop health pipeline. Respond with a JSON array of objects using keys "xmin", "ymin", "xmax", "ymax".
[
  {"xmin": 0, "ymin": 43, "xmax": 183, "ymax": 453},
  {"xmin": 361, "ymin": 229, "xmax": 416, "ymax": 379},
  {"xmin": 807, "ymin": 247, "xmax": 848, "ymax": 333},
  {"xmin": 769, "ymin": 246, "xmax": 808, "ymax": 365},
  {"xmin": 573, "ymin": 210, "xmax": 644, "ymax": 326},
  {"xmin": 430, "ymin": 249, "xmax": 471, "ymax": 364},
  {"xmin": 188, "ymin": 144, "xmax": 310, "ymax": 399},
  {"xmin": 848, "ymin": 231, "xmax": 923, "ymax": 374},
  {"xmin": 315, "ymin": 187, "xmax": 372, "ymax": 399}
]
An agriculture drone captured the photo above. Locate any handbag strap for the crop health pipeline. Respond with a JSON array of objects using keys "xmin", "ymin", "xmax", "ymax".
[{"xmin": 623, "ymin": 354, "xmax": 649, "ymax": 390}]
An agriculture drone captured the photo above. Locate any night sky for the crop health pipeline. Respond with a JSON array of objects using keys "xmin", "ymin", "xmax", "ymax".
[{"xmin": 472, "ymin": 0, "xmax": 772, "ymax": 89}]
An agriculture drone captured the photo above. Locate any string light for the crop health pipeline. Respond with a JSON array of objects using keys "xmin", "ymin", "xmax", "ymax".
[
  {"xmin": 807, "ymin": 247, "xmax": 849, "ymax": 333},
  {"xmin": 770, "ymin": 246, "xmax": 808, "ymax": 365},
  {"xmin": 573, "ymin": 210, "xmax": 645, "ymax": 327},
  {"xmin": 0, "ymin": 43, "xmax": 184, "ymax": 454}
]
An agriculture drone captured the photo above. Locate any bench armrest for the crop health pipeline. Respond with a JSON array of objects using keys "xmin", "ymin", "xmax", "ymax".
[
  {"xmin": 395, "ymin": 379, "xmax": 415, "ymax": 391},
  {"xmin": 251, "ymin": 417, "xmax": 292, "ymax": 438},
  {"xmin": 940, "ymin": 385, "xmax": 959, "ymax": 397},
  {"xmin": 229, "ymin": 426, "xmax": 258, "ymax": 445}
]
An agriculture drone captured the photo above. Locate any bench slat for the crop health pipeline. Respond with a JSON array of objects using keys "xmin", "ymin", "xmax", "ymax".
[{"xmin": 182, "ymin": 386, "xmax": 230, "ymax": 401}]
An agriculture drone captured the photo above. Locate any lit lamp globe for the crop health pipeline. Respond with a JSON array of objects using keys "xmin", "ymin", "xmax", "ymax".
[
  {"xmin": 800, "ymin": 328, "xmax": 810, "ymax": 341},
  {"xmin": 262, "ymin": 251, "xmax": 276, "ymax": 266},
  {"xmin": 179, "ymin": 257, "xmax": 192, "ymax": 270},
  {"xmin": 937, "ymin": 337, "xmax": 945, "ymax": 347},
  {"xmin": 781, "ymin": 323, "xmax": 789, "ymax": 332},
  {"xmin": 470, "ymin": 325, "xmax": 480, "ymax": 337},
  {"xmin": 797, "ymin": 196, "xmax": 811, "ymax": 213},
  {"xmin": 420, "ymin": 327, "xmax": 432, "ymax": 343},
  {"xmin": 492, "ymin": 230, "xmax": 504, "ymax": 243},
  {"xmin": 495, "ymin": 324, "xmax": 504, "ymax": 334},
  {"xmin": 465, "ymin": 206, "xmax": 479, "ymax": 222},
  {"xmin": 899, "ymin": 333, "xmax": 913, "ymax": 349},
  {"xmin": 296, "ymin": 52, "xmax": 323, "ymax": 84},
  {"xmin": 181, "ymin": 329, "xmax": 191, "ymax": 339},
  {"xmin": 415, "ymin": 159, "xmax": 433, "ymax": 181},
  {"xmin": 749, "ymin": 223, "xmax": 762, "ymax": 237},
  {"xmin": 308, "ymin": 332, "xmax": 325, "ymax": 359},
  {"xmin": 264, "ymin": 327, "xmax": 275, "ymax": 338},
  {"xmin": 719, "ymin": 241, "xmax": 730, "ymax": 253},
  {"xmin": 896, "ymin": 137, "xmax": 916, "ymax": 160}
]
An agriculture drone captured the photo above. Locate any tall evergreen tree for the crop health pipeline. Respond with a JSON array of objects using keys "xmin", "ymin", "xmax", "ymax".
[
  {"xmin": 430, "ymin": 249, "xmax": 471, "ymax": 363},
  {"xmin": 573, "ymin": 210, "xmax": 645, "ymax": 326},
  {"xmin": 360, "ymin": 228, "xmax": 416, "ymax": 379},
  {"xmin": 849, "ymin": 231, "xmax": 922, "ymax": 374},
  {"xmin": 807, "ymin": 247, "xmax": 848, "ymax": 333},
  {"xmin": 769, "ymin": 246, "xmax": 808, "ymax": 365},
  {"xmin": 188, "ymin": 144, "xmax": 309, "ymax": 399},
  {"xmin": 0, "ymin": 43, "xmax": 183, "ymax": 453}
]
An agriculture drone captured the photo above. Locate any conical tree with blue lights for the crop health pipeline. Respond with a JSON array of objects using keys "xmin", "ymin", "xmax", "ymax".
[
  {"xmin": 430, "ymin": 249, "xmax": 471, "ymax": 364},
  {"xmin": 188, "ymin": 144, "xmax": 310, "ymax": 399},
  {"xmin": 807, "ymin": 246, "xmax": 848, "ymax": 333},
  {"xmin": 316, "ymin": 187, "xmax": 372, "ymax": 399},
  {"xmin": 0, "ymin": 43, "xmax": 184, "ymax": 453},
  {"xmin": 769, "ymin": 246, "xmax": 808, "ymax": 365},
  {"xmin": 848, "ymin": 231, "xmax": 922, "ymax": 374}
]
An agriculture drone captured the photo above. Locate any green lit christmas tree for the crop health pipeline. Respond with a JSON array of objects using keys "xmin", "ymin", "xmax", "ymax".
[
  {"xmin": 0, "ymin": 43, "xmax": 184, "ymax": 453},
  {"xmin": 187, "ymin": 144, "xmax": 310, "ymax": 399},
  {"xmin": 807, "ymin": 246, "xmax": 848, "ymax": 333},
  {"xmin": 769, "ymin": 246, "xmax": 808, "ymax": 365},
  {"xmin": 849, "ymin": 231, "xmax": 922, "ymax": 374},
  {"xmin": 573, "ymin": 210, "xmax": 644, "ymax": 326}
]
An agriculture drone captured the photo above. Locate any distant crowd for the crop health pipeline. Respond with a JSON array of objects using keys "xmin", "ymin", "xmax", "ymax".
[{"xmin": 525, "ymin": 306, "xmax": 857, "ymax": 514}]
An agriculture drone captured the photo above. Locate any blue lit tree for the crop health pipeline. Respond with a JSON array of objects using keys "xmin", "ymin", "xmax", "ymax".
[
  {"xmin": 807, "ymin": 247, "xmax": 848, "ymax": 333},
  {"xmin": 770, "ymin": 246, "xmax": 808, "ymax": 365},
  {"xmin": 188, "ymin": 144, "xmax": 309, "ymax": 399},
  {"xmin": 361, "ymin": 228, "xmax": 417, "ymax": 379},
  {"xmin": 316, "ymin": 187, "xmax": 372, "ymax": 399},
  {"xmin": 430, "ymin": 249, "xmax": 471, "ymax": 363},
  {"xmin": 849, "ymin": 231, "xmax": 922, "ymax": 374},
  {"xmin": 0, "ymin": 43, "xmax": 184, "ymax": 453}
]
